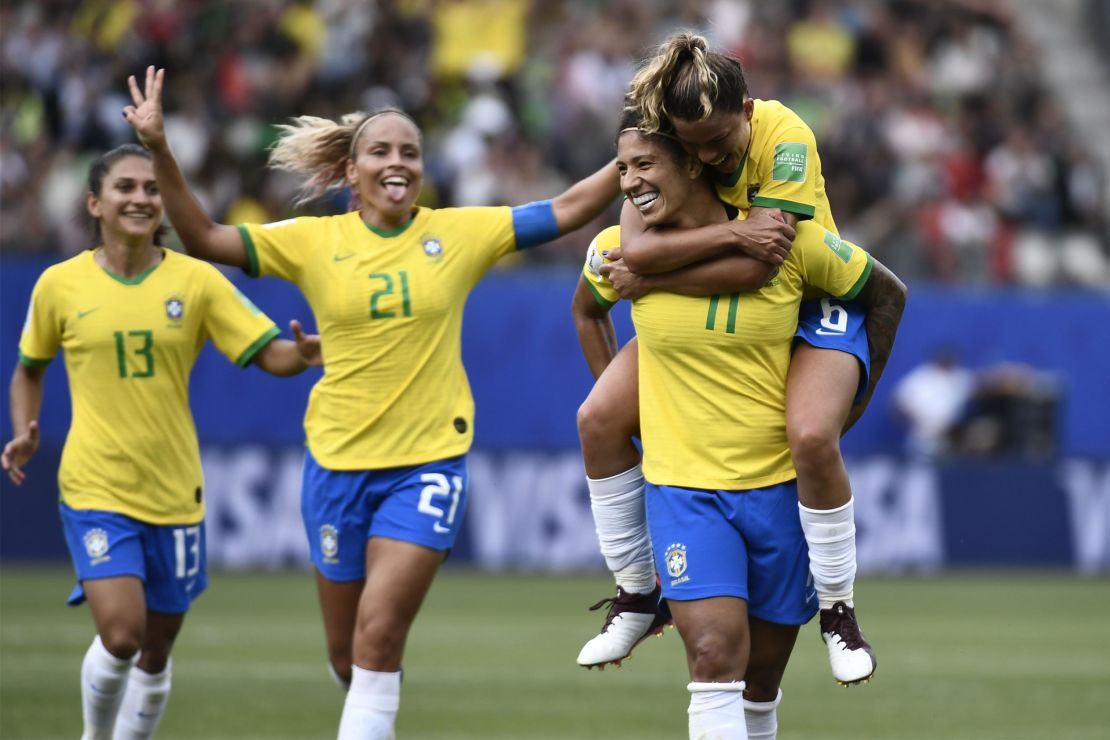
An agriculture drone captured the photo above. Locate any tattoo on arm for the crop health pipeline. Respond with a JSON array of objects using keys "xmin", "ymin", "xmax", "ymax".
[{"xmin": 849, "ymin": 257, "xmax": 907, "ymax": 426}]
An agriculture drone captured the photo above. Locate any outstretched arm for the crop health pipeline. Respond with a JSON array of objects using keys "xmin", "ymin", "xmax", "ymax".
[
  {"xmin": 2, "ymin": 364, "xmax": 44, "ymax": 485},
  {"xmin": 550, "ymin": 160, "xmax": 622, "ymax": 235},
  {"xmin": 843, "ymin": 256, "xmax": 908, "ymax": 431},
  {"xmin": 250, "ymin": 320, "xmax": 322, "ymax": 377},
  {"xmin": 123, "ymin": 66, "xmax": 247, "ymax": 268},
  {"xmin": 571, "ymin": 278, "xmax": 619, "ymax": 380},
  {"xmin": 618, "ymin": 200, "xmax": 795, "ymax": 274}
]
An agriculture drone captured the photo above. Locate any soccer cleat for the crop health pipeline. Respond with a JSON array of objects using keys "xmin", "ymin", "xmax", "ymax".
[
  {"xmin": 820, "ymin": 601, "xmax": 877, "ymax": 686},
  {"xmin": 576, "ymin": 585, "xmax": 671, "ymax": 668}
]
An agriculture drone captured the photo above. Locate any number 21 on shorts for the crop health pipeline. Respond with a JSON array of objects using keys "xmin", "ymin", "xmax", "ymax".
[{"xmin": 418, "ymin": 473, "xmax": 462, "ymax": 533}]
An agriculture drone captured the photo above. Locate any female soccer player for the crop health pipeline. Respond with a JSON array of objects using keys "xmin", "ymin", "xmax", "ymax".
[
  {"xmin": 577, "ymin": 33, "xmax": 901, "ymax": 687},
  {"xmin": 577, "ymin": 108, "xmax": 905, "ymax": 738},
  {"xmin": 122, "ymin": 66, "xmax": 620, "ymax": 739},
  {"xmin": 2, "ymin": 144, "xmax": 319, "ymax": 740}
]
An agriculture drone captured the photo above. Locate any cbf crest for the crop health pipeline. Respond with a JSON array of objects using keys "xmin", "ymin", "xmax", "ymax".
[
  {"xmin": 84, "ymin": 528, "xmax": 110, "ymax": 565},
  {"xmin": 665, "ymin": 543, "xmax": 689, "ymax": 586},
  {"xmin": 165, "ymin": 295, "xmax": 185, "ymax": 321},
  {"xmin": 421, "ymin": 235, "xmax": 444, "ymax": 261},
  {"xmin": 319, "ymin": 524, "xmax": 339, "ymax": 564}
]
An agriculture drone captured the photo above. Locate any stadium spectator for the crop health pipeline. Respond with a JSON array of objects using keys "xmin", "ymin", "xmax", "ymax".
[
  {"xmin": 1, "ymin": 143, "xmax": 319, "ymax": 740},
  {"xmin": 893, "ymin": 347, "xmax": 976, "ymax": 459},
  {"xmin": 575, "ymin": 32, "xmax": 906, "ymax": 690},
  {"xmin": 576, "ymin": 108, "xmax": 904, "ymax": 739},
  {"xmin": 1, "ymin": 1, "xmax": 1104, "ymax": 284},
  {"xmin": 122, "ymin": 66, "xmax": 619, "ymax": 739}
]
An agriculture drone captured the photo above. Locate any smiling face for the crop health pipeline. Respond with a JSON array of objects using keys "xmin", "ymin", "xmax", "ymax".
[
  {"xmin": 346, "ymin": 112, "xmax": 424, "ymax": 227},
  {"xmin": 86, "ymin": 156, "xmax": 163, "ymax": 245},
  {"xmin": 670, "ymin": 100, "xmax": 754, "ymax": 174},
  {"xmin": 616, "ymin": 132, "xmax": 702, "ymax": 229}
]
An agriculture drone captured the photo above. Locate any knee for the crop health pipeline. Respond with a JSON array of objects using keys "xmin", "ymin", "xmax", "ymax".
[
  {"xmin": 99, "ymin": 625, "xmax": 143, "ymax": 661},
  {"xmin": 685, "ymin": 628, "xmax": 747, "ymax": 682},
  {"xmin": 577, "ymin": 396, "xmax": 633, "ymax": 447},
  {"xmin": 352, "ymin": 611, "xmax": 408, "ymax": 668},
  {"xmin": 788, "ymin": 421, "xmax": 841, "ymax": 474}
]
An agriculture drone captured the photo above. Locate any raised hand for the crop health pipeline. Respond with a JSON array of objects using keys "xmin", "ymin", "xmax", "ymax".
[
  {"xmin": 291, "ymin": 320, "xmax": 322, "ymax": 367},
  {"xmin": 2, "ymin": 420, "xmax": 40, "ymax": 486},
  {"xmin": 123, "ymin": 66, "xmax": 167, "ymax": 150}
]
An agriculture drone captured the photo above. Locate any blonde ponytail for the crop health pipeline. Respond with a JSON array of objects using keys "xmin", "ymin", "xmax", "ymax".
[
  {"xmin": 628, "ymin": 31, "xmax": 748, "ymax": 130},
  {"xmin": 268, "ymin": 113, "xmax": 363, "ymax": 205}
]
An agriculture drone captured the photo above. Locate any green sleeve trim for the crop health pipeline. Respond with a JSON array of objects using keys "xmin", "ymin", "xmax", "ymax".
[
  {"xmin": 236, "ymin": 225, "xmax": 260, "ymax": 278},
  {"xmin": 751, "ymin": 196, "xmax": 815, "ymax": 219},
  {"xmin": 839, "ymin": 253, "xmax": 873, "ymax": 301},
  {"xmin": 236, "ymin": 326, "xmax": 280, "ymax": 367},
  {"xmin": 17, "ymin": 351, "xmax": 52, "ymax": 368},
  {"xmin": 584, "ymin": 276, "xmax": 617, "ymax": 308}
]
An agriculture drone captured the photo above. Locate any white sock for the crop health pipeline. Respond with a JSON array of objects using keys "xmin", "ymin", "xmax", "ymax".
[
  {"xmin": 687, "ymin": 681, "xmax": 747, "ymax": 740},
  {"xmin": 80, "ymin": 635, "xmax": 133, "ymax": 740},
  {"xmin": 743, "ymin": 689, "xmax": 782, "ymax": 740},
  {"xmin": 587, "ymin": 464, "xmax": 655, "ymax": 593},
  {"xmin": 337, "ymin": 666, "xmax": 401, "ymax": 740},
  {"xmin": 798, "ymin": 498, "xmax": 857, "ymax": 609},
  {"xmin": 112, "ymin": 660, "xmax": 172, "ymax": 740}
]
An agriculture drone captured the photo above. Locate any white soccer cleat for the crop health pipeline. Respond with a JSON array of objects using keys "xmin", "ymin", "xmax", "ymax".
[
  {"xmin": 576, "ymin": 585, "xmax": 670, "ymax": 668},
  {"xmin": 820, "ymin": 601, "xmax": 877, "ymax": 686}
]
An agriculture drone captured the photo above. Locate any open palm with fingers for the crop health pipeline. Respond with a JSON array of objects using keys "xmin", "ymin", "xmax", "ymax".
[{"xmin": 123, "ymin": 65, "xmax": 167, "ymax": 150}]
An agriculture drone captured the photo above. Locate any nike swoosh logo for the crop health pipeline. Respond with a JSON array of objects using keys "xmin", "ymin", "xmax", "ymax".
[
  {"xmin": 814, "ymin": 328, "xmax": 845, "ymax": 336},
  {"xmin": 433, "ymin": 523, "xmax": 451, "ymax": 534},
  {"xmin": 77, "ymin": 308, "xmax": 99, "ymax": 319},
  {"xmin": 333, "ymin": 254, "xmax": 356, "ymax": 262}
]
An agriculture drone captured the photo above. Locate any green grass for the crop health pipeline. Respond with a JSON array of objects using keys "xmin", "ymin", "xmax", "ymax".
[{"xmin": 2, "ymin": 567, "xmax": 1109, "ymax": 739}]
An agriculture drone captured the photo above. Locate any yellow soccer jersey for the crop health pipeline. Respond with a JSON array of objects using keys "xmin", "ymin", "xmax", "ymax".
[
  {"xmin": 18, "ymin": 249, "xmax": 280, "ymax": 524},
  {"xmin": 588, "ymin": 221, "xmax": 871, "ymax": 490},
  {"xmin": 238, "ymin": 207, "xmax": 519, "ymax": 470},
  {"xmin": 713, "ymin": 99, "xmax": 837, "ymax": 233}
]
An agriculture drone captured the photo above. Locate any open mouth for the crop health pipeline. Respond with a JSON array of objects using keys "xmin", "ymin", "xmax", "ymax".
[
  {"xmin": 382, "ymin": 175, "xmax": 410, "ymax": 201},
  {"xmin": 630, "ymin": 191, "xmax": 659, "ymax": 212},
  {"xmin": 709, "ymin": 153, "xmax": 729, "ymax": 167}
]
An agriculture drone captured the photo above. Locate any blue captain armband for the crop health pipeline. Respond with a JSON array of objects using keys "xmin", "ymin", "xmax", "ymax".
[{"xmin": 511, "ymin": 200, "xmax": 560, "ymax": 250}]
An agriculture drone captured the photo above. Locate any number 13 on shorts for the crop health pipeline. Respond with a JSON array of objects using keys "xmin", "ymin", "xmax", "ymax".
[{"xmin": 418, "ymin": 473, "xmax": 462, "ymax": 533}]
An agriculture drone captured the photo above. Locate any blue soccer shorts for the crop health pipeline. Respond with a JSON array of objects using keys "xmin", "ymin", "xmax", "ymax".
[
  {"xmin": 795, "ymin": 298, "xmax": 871, "ymax": 402},
  {"xmin": 59, "ymin": 503, "xmax": 207, "ymax": 614},
  {"xmin": 645, "ymin": 480, "xmax": 818, "ymax": 626},
  {"xmin": 300, "ymin": 450, "xmax": 470, "ymax": 582}
]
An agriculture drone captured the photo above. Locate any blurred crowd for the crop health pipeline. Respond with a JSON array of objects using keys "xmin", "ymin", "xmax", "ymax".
[{"xmin": 2, "ymin": 0, "xmax": 1107, "ymax": 285}]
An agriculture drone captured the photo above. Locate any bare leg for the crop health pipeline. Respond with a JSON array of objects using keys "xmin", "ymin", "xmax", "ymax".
[
  {"xmin": 742, "ymin": 617, "xmax": 800, "ymax": 739},
  {"xmin": 336, "ymin": 537, "xmax": 445, "ymax": 739},
  {"xmin": 786, "ymin": 344, "xmax": 876, "ymax": 685},
  {"xmin": 81, "ymin": 577, "xmax": 146, "ymax": 740},
  {"xmin": 670, "ymin": 597, "xmax": 749, "ymax": 739},
  {"xmin": 576, "ymin": 339, "xmax": 667, "ymax": 668},
  {"xmin": 578, "ymin": 338, "xmax": 641, "ymax": 478},
  {"xmin": 351, "ymin": 537, "xmax": 445, "ymax": 671},
  {"xmin": 314, "ymin": 570, "xmax": 363, "ymax": 686},
  {"xmin": 786, "ymin": 344, "xmax": 856, "ymax": 512}
]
